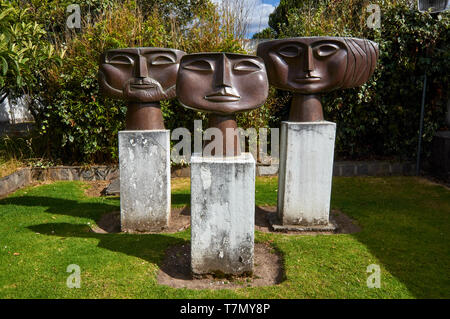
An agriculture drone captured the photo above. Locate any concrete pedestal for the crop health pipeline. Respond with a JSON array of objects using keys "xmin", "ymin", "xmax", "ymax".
[
  {"xmin": 277, "ymin": 121, "xmax": 336, "ymax": 228},
  {"xmin": 190, "ymin": 153, "xmax": 255, "ymax": 275},
  {"xmin": 118, "ymin": 130, "xmax": 170, "ymax": 232}
]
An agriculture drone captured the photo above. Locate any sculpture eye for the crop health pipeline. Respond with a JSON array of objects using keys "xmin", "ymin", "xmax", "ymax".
[
  {"xmin": 278, "ymin": 45, "xmax": 299, "ymax": 58},
  {"xmin": 183, "ymin": 60, "xmax": 213, "ymax": 72},
  {"xmin": 109, "ymin": 55, "xmax": 133, "ymax": 65},
  {"xmin": 151, "ymin": 55, "xmax": 175, "ymax": 65},
  {"xmin": 233, "ymin": 60, "xmax": 260, "ymax": 72},
  {"xmin": 315, "ymin": 44, "xmax": 340, "ymax": 57}
]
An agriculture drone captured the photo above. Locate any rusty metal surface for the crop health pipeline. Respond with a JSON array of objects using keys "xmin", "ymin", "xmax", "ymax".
[
  {"xmin": 125, "ymin": 102, "xmax": 165, "ymax": 130},
  {"xmin": 289, "ymin": 94, "xmax": 324, "ymax": 122},
  {"xmin": 99, "ymin": 47, "xmax": 186, "ymax": 130},
  {"xmin": 205, "ymin": 114, "xmax": 241, "ymax": 156},
  {"xmin": 257, "ymin": 37, "xmax": 379, "ymax": 122}
]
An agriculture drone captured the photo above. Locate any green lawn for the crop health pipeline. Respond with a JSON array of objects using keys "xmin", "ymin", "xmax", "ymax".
[{"xmin": 0, "ymin": 176, "xmax": 448, "ymax": 298}]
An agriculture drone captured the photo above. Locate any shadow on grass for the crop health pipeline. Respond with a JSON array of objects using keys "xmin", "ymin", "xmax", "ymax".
[
  {"xmin": 3, "ymin": 192, "xmax": 191, "ymax": 279},
  {"xmin": 8, "ymin": 178, "xmax": 450, "ymax": 297},
  {"xmin": 348, "ymin": 220, "xmax": 449, "ymax": 298},
  {"xmin": 332, "ymin": 177, "xmax": 450, "ymax": 299},
  {"xmin": 0, "ymin": 196, "xmax": 118, "ymax": 220},
  {"xmin": 0, "ymin": 191, "xmax": 191, "ymax": 220},
  {"xmin": 172, "ymin": 193, "xmax": 190, "ymax": 207},
  {"xmin": 28, "ymin": 223, "xmax": 187, "ymax": 268}
]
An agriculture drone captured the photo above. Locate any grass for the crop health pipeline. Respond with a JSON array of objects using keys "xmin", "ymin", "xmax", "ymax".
[{"xmin": 0, "ymin": 176, "xmax": 448, "ymax": 298}]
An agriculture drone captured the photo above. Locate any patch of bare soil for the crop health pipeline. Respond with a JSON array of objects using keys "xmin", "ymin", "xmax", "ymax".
[
  {"xmin": 90, "ymin": 207, "xmax": 191, "ymax": 234},
  {"xmin": 157, "ymin": 242, "xmax": 284, "ymax": 289},
  {"xmin": 255, "ymin": 206, "xmax": 361, "ymax": 235},
  {"xmin": 82, "ymin": 181, "xmax": 110, "ymax": 197}
]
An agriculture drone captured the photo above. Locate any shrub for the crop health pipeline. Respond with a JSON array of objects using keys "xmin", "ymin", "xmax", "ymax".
[
  {"xmin": 0, "ymin": 1, "xmax": 62, "ymax": 98},
  {"xmin": 28, "ymin": 0, "xmax": 250, "ymax": 163},
  {"xmin": 255, "ymin": 0, "xmax": 449, "ymax": 160}
]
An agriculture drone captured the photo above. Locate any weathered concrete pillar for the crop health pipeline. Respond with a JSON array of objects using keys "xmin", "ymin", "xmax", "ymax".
[
  {"xmin": 277, "ymin": 121, "xmax": 336, "ymax": 227},
  {"xmin": 190, "ymin": 153, "xmax": 255, "ymax": 275},
  {"xmin": 118, "ymin": 130, "xmax": 171, "ymax": 232}
]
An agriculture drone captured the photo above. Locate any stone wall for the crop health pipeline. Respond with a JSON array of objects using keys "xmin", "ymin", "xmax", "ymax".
[
  {"xmin": 0, "ymin": 166, "xmax": 118, "ymax": 197},
  {"xmin": 0, "ymin": 161, "xmax": 416, "ymax": 198},
  {"xmin": 177, "ymin": 161, "xmax": 416, "ymax": 178},
  {"xmin": 0, "ymin": 168, "xmax": 32, "ymax": 197}
]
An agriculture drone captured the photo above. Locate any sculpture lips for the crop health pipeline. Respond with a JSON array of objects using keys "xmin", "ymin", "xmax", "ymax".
[
  {"xmin": 204, "ymin": 93, "xmax": 241, "ymax": 102},
  {"xmin": 130, "ymin": 84, "xmax": 156, "ymax": 90},
  {"xmin": 294, "ymin": 76, "xmax": 321, "ymax": 83}
]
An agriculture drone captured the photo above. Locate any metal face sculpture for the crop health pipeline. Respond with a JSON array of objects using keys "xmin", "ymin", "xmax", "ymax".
[
  {"xmin": 177, "ymin": 53, "xmax": 269, "ymax": 156},
  {"xmin": 99, "ymin": 47, "xmax": 186, "ymax": 130},
  {"xmin": 257, "ymin": 37, "xmax": 379, "ymax": 122}
]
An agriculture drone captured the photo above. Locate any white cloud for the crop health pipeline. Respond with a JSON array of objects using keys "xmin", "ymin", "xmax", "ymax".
[{"xmin": 211, "ymin": 0, "xmax": 276, "ymax": 37}]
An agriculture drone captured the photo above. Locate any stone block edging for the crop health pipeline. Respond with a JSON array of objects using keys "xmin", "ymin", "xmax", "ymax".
[
  {"xmin": 0, "ymin": 168, "xmax": 32, "ymax": 197},
  {"xmin": 333, "ymin": 161, "xmax": 416, "ymax": 177},
  {"xmin": 0, "ymin": 166, "xmax": 118, "ymax": 197},
  {"xmin": 0, "ymin": 161, "xmax": 416, "ymax": 197}
]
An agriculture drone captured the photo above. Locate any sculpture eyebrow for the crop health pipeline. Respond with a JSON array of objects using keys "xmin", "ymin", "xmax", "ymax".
[
  {"xmin": 233, "ymin": 59, "xmax": 262, "ymax": 68},
  {"xmin": 226, "ymin": 55, "xmax": 263, "ymax": 66},
  {"xmin": 277, "ymin": 42, "xmax": 305, "ymax": 50},
  {"xmin": 143, "ymin": 51, "xmax": 176, "ymax": 61},
  {"xmin": 183, "ymin": 58, "xmax": 214, "ymax": 68},
  {"xmin": 311, "ymin": 40, "xmax": 341, "ymax": 48},
  {"xmin": 106, "ymin": 51, "xmax": 137, "ymax": 62},
  {"xmin": 185, "ymin": 57, "xmax": 211, "ymax": 62}
]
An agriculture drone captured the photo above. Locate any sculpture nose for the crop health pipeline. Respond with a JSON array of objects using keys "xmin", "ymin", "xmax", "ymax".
[
  {"xmin": 215, "ymin": 53, "xmax": 232, "ymax": 88},
  {"xmin": 303, "ymin": 46, "xmax": 315, "ymax": 73},
  {"xmin": 135, "ymin": 56, "xmax": 149, "ymax": 78}
]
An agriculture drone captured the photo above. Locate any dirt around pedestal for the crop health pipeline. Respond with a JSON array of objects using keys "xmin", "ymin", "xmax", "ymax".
[
  {"xmin": 157, "ymin": 242, "xmax": 285, "ymax": 289},
  {"xmin": 91, "ymin": 207, "xmax": 191, "ymax": 234},
  {"xmin": 92, "ymin": 205, "xmax": 361, "ymax": 235},
  {"xmin": 255, "ymin": 206, "xmax": 361, "ymax": 235},
  {"xmin": 85, "ymin": 180, "xmax": 361, "ymax": 235},
  {"xmin": 82, "ymin": 181, "xmax": 111, "ymax": 197}
]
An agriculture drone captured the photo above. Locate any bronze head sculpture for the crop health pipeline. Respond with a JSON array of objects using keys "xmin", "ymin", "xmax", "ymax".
[
  {"xmin": 257, "ymin": 37, "xmax": 379, "ymax": 121},
  {"xmin": 177, "ymin": 52, "xmax": 269, "ymax": 156},
  {"xmin": 99, "ymin": 47, "xmax": 186, "ymax": 130}
]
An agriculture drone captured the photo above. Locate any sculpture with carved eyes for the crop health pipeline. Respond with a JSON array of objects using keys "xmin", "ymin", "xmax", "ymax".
[
  {"xmin": 257, "ymin": 37, "xmax": 378, "ymax": 122},
  {"xmin": 177, "ymin": 53, "xmax": 269, "ymax": 156},
  {"xmin": 99, "ymin": 47, "xmax": 186, "ymax": 130}
]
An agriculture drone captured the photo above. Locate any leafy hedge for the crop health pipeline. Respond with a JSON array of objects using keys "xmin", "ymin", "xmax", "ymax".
[
  {"xmin": 256, "ymin": 0, "xmax": 449, "ymax": 160},
  {"xmin": 25, "ymin": 0, "xmax": 261, "ymax": 163},
  {"xmin": 3, "ymin": 0, "xmax": 449, "ymax": 164},
  {"xmin": 0, "ymin": 2, "xmax": 62, "ymax": 98}
]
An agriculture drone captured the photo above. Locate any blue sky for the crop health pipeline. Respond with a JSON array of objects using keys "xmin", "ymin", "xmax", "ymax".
[
  {"xmin": 211, "ymin": 0, "xmax": 280, "ymax": 37},
  {"xmin": 248, "ymin": 0, "xmax": 280, "ymax": 36}
]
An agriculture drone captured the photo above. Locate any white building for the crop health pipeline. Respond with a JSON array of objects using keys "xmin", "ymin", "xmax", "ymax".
[{"xmin": 0, "ymin": 94, "xmax": 34, "ymax": 124}]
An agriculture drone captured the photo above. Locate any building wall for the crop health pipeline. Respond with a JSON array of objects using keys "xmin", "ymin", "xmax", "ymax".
[{"xmin": 0, "ymin": 95, "xmax": 34, "ymax": 123}]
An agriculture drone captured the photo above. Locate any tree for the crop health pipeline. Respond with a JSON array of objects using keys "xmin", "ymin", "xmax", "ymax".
[
  {"xmin": 255, "ymin": 0, "xmax": 450, "ymax": 160},
  {"xmin": 267, "ymin": 0, "xmax": 319, "ymax": 36},
  {"xmin": 252, "ymin": 27, "xmax": 276, "ymax": 39},
  {"xmin": 0, "ymin": 1, "xmax": 62, "ymax": 99}
]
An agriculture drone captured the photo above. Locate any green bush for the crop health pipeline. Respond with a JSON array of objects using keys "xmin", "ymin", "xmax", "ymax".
[
  {"xmin": 0, "ymin": 1, "xmax": 62, "ymax": 98},
  {"xmin": 6, "ymin": 0, "xmax": 448, "ymax": 164},
  {"xmin": 255, "ymin": 0, "xmax": 449, "ymax": 160},
  {"xmin": 26, "ymin": 0, "xmax": 251, "ymax": 163}
]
